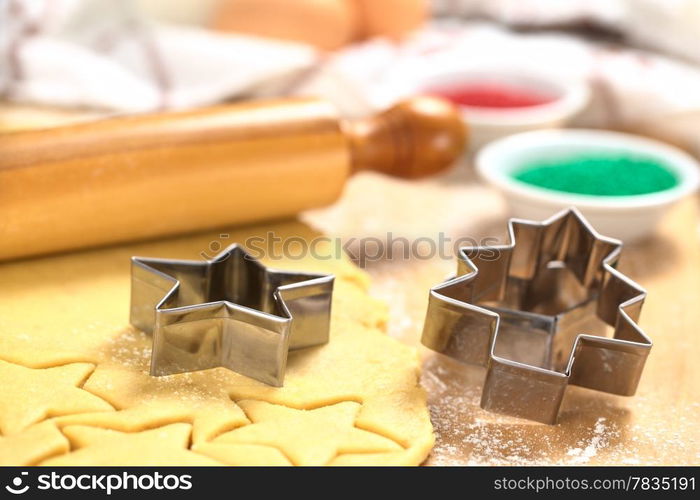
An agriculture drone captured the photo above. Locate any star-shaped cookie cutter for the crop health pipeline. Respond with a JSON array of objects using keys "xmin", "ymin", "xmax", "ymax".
[
  {"xmin": 421, "ymin": 208, "xmax": 651, "ymax": 424},
  {"xmin": 130, "ymin": 244, "xmax": 334, "ymax": 386}
]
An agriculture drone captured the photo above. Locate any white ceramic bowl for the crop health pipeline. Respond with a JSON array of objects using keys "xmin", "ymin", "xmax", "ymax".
[
  {"xmin": 476, "ymin": 129, "xmax": 700, "ymax": 242},
  {"xmin": 423, "ymin": 70, "xmax": 590, "ymax": 151}
]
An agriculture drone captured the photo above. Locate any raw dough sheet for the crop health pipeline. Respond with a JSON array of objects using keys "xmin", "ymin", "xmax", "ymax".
[{"xmin": 0, "ymin": 222, "xmax": 433, "ymax": 466}]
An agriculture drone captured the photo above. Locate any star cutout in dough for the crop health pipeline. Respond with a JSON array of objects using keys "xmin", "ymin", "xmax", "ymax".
[
  {"xmin": 42, "ymin": 423, "xmax": 221, "ymax": 466},
  {"xmin": 0, "ymin": 421, "xmax": 69, "ymax": 465},
  {"xmin": 57, "ymin": 364, "xmax": 250, "ymax": 443},
  {"xmin": 0, "ymin": 360, "xmax": 114, "ymax": 435},
  {"xmin": 212, "ymin": 400, "xmax": 402, "ymax": 465},
  {"xmin": 192, "ymin": 442, "xmax": 292, "ymax": 466}
]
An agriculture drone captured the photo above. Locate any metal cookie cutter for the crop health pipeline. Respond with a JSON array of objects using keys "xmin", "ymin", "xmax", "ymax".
[
  {"xmin": 130, "ymin": 243, "xmax": 334, "ymax": 386},
  {"xmin": 421, "ymin": 208, "xmax": 651, "ymax": 424}
]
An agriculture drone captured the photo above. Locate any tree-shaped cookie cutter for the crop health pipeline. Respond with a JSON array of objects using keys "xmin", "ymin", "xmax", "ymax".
[
  {"xmin": 130, "ymin": 244, "xmax": 334, "ymax": 386},
  {"xmin": 421, "ymin": 208, "xmax": 651, "ymax": 424}
]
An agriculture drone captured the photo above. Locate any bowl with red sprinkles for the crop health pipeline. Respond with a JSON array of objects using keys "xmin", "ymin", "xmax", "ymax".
[
  {"xmin": 476, "ymin": 129, "xmax": 700, "ymax": 241},
  {"xmin": 425, "ymin": 71, "xmax": 589, "ymax": 150}
]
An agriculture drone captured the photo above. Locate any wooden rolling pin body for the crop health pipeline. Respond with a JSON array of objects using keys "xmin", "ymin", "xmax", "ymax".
[{"xmin": 0, "ymin": 97, "xmax": 465, "ymax": 260}]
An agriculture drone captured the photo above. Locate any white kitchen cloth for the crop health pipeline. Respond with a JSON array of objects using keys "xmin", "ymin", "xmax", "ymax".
[{"xmin": 0, "ymin": 0, "xmax": 317, "ymax": 112}]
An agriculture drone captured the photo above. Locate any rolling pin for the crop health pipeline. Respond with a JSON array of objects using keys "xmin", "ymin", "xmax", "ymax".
[{"xmin": 0, "ymin": 96, "xmax": 466, "ymax": 261}]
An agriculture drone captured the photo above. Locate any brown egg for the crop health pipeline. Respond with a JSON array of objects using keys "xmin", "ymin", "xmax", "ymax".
[
  {"xmin": 211, "ymin": 0, "xmax": 359, "ymax": 51},
  {"xmin": 353, "ymin": 0, "xmax": 428, "ymax": 40}
]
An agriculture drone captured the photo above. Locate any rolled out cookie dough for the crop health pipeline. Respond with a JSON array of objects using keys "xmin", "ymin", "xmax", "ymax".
[{"xmin": 0, "ymin": 221, "xmax": 433, "ymax": 465}]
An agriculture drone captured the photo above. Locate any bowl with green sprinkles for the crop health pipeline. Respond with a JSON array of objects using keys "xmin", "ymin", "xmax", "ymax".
[{"xmin": 476, "ymin": 129, "xmax": 700, "ymax": 241}]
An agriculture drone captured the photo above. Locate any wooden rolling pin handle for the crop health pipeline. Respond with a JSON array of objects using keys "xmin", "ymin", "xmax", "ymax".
[{"xmin": 345, "ymin": 96, "xmax": 467, "ymax": 178}]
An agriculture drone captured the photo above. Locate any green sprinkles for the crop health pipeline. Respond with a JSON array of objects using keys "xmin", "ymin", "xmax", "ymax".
[{"xmin": 512, "ymin": 153, "xmax": 679, "ymax": 196}]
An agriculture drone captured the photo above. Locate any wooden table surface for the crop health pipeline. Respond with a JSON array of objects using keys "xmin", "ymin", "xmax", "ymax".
[
  {"xmin": 305, "ymin": 169, "xmax": 700, "ymax": 465},
  {"xmin": 3, "ymin": 104, "xmax": 699, "ymax": 465}
]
